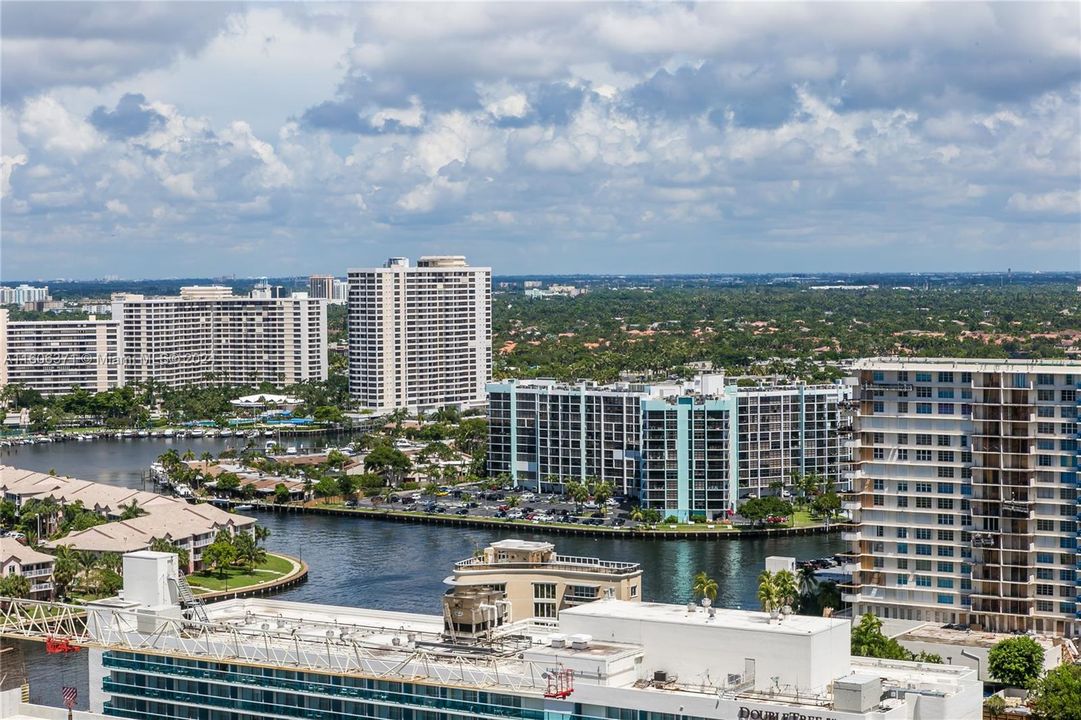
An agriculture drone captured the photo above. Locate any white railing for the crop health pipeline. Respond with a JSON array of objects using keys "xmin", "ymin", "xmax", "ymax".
[{"xmin": 454, "ymin": 554, "xmax": 640, "ymax": 574}]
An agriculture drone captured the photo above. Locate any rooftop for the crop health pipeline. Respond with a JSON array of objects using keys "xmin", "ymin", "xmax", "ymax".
[
  {"xmin": 854, "ymin": 356, "xmax": 1081, "ymax": 370},
  {"xmin": 0, "ymin": 537, "xmax": 54, "ymax": 565},
  {"xmin": 561, "ymin": 599, "xmax": 847, "ymax": 637}
]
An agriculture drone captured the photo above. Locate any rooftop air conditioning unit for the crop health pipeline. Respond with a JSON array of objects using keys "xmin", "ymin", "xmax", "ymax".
[
  {"xmin": 549, "ymin": 634, "xmax": 567, "ymax": 648},
  {"xmin": 653, "ymin": 670, "xmax": 670, "ymax": 683},
  {"xmin": 569, "ymin": 634, "xmax": 592, "ymax": 650}
]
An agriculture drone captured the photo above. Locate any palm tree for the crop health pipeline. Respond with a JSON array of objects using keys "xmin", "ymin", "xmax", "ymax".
[
  {"xmin": 629, "ymin": 506, "xmax": 645, "ymax": 522},
  {"xmin": 99, "ymin": 552, "xmax": 123, "ymax": 574},
  {"xmin": 797, "ymin": 564, "xmax": 818, "ymax": 598},
  {"xmin": 254, "ymin": 525, "xmax": 271, "ymax": 547},
  {"xmin": 692, "ymin": 571, "xmax": 718, "ymax": 603},
  {"xmin": 119, "ymin": 500, "xmax": 146, "ymax": 520},
  {"xmin": 75, "ymin": 551, "xmax": 98, "ymax": 591},
  {"xmin": 182, "ymin": 449, "xmax": 195, "ymax": 462},
  {"xmin": 815, "ymin": 581, "xmax": 842, "ymax": 614},
  {"xmin": 757, "ymin": 570, "xmax": 780, "ymax": 614},
  {"xmin": 774, "ymin": 569, "xmax": 799, "ymax": 612},
  {"xmin": 566, "ymin": 480, "xmax": 589, "ymax": 512}
]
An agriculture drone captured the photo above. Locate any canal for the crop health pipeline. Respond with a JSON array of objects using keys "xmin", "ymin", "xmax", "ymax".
[{"xmin": 1, "ymin": 438, "xmax": 843, "ymax": 707}]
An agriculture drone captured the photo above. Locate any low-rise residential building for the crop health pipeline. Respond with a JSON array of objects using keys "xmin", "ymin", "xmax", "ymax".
[
  {"xmin": 447, "ymin": 539, "xmax": 642, "ymax": 621},
  {"xmin": 0, "ymin": 537, "xmax": 55, "ymax": 598},
  {"xmin": 0, "ymin": 465, "xmax": 255, "ymax": 572}
]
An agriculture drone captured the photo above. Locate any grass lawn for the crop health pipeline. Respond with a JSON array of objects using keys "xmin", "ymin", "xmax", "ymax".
[{"xmin": 187, "ymin": 553, "xmax": 294, "ymax": 594}]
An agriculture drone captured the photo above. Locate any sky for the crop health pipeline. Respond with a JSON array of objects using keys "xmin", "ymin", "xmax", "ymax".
[{"xmin": 1, "ymin": 2, "xmax": 1079, "ymax": 280}]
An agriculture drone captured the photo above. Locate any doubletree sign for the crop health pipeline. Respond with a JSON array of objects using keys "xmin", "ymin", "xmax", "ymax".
[{"xmin": 738, "ymin": 708, "xmax": 835, "ymax": 720}]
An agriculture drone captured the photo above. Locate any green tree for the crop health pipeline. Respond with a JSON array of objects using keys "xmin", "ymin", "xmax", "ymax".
[
  {"xmin": 337, "ymin": 474, "xmax": 358, "ymax": 500},
  {"xmin": 988, "ymin": 636, "xmax": 1045, "ymax": 689},
  {"xmin": 850, "ymin": 613, "xmax": 912, "ymax": 661},
  {"xmin": 202, "ymin": 536, "xmax": 237, "ymax": 578},
  {"xmin": 692, "ymin": 571, "xmax": 718, "ymax": 602},
  {"xmin": 774, "ymin": 569, "xmax": 798, "ymax": 611},
  {"xmin": 232, "ymin": 532, "xmax": 265, "ymax": 572},
  {"xmin": 0, "ymin": 573, "xmax": 32, "ymax": 598},
  {"xmin": 149, "ymin": 538, "xmax": 191, "ymax": 571},
  {"xmin": 566, "ymin": 480, "xmax": 589, "ymax": 511},
  {"xmin": 273, "ymin": 483, "xmax": 291, "ymax": 504},
  {"xmin": 756, "ymin": 570, "xmax": 780, "ymax": 613},
  {"xmin": 363, "ymin": 444, "xmax": 412, "ymax": 484},
  {"xmin": 0, "ymin": 500, "xmax": 17, "ymax": 528},
  {"xmin": 313, "ymin": 477, "xmax": 339, "ymax": 499},
  {"xmin": 1029, "ymin": 663, "xmax": 1081, "ymax": 720},
  {"xmin": 215, "ymin": 472, "xmax": 241, "ymax": 494},
  {"xmin": 983, "ymin": 695, "xmax": 1006, "ymax": 720},
  {"xmin": 239, "ymin": 483, "xmax": 258, "ymax": 500},
  {"xmin": 313, "ymin": 405, "xmax": 345, "ymax": 424},
  {"xmin": 119, "ymin": 500, "xmax": 146, "ymax": 520}
]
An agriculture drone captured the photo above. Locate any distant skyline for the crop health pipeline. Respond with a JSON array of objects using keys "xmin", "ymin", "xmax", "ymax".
[{"xmin": 2, "ymin": 2, "xmax": 1080, "ymax": 279}]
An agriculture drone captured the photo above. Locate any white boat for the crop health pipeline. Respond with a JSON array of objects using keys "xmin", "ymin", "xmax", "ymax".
[
  {"xmin": 163, "ymin": 429, "xmax": 175, "ymax": 437},
  {"xmin": 219, "ymin": 430, "xmax": 233, "ymax": 437},
  {"xmin": 190, "ymin": 429, "xmax": 205, "ymax": 438},
  {"xmin": 138, "ymin": 430, "xmax": 149, "ymax": 438},
  {"xmin": 234, "ymin": 504, "xmax": 254, "ymax": 511},
  {"xmin": 286, "ymin": 446, "xmax": 298, "ymax": 455},
  {"xmin": 264, "ymin": 429, "xmax": 274, "ymax": 437}
]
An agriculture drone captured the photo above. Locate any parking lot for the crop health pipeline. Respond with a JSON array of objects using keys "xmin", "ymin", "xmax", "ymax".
[{"xmin": 345, "ymin": 483, "xmax": 633, "ymax": 528}]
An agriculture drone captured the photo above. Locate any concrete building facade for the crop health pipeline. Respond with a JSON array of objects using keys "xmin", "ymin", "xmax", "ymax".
[
  {"xmin": 0, "ymin": 309, "xmax": 120, "ymax": 395},
  {"xmin": 842, "ymin": 358, "xmax": 1081, "ymax": 637},
  {"xmin": 348, "ymin": 256, "xmax": 491, "ymax": 412},
  {"xmin": 1, "ymin": 289, "xmax": 327, "ymax": 395},
  {"xmin": 488, "ymin": 376, "xmax": 851, "ymax": 517},
  {"xmin": 447, "ymin": 539, "xmax": 642, "ymax": 622}
]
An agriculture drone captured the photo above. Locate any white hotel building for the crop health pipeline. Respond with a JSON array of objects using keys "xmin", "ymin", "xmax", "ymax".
[
  {"xmin": 47, "ymin": 551, "xmax": 981, "ymax": 720},
  {"xmin": 842, "ymin": 358, "xmax": 1081, "ymax": 636},
  {"xmin": 348, "ymin": 256, "xmax": 491, "ymax": 412},
  {"xmin": 0, "ymin": 287, "xmax": 327, "ymax": 394}
]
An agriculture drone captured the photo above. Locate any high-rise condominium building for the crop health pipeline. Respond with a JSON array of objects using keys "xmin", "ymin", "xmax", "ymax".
[
  {"xmin": 348, "ymin": 256, "xmax": 491, "ymax": 412},
  {"xmin": 488, "ymin": 375, "xmax": 850, "ymax": 517},
  {"xmin": 0, "ymin": 284, "xmax": 50, "ymax": 305},
  {"xmin": 0, "ymin": 288, "xmax": 327, "ymax": 395},
  {"xmin": 307, "ymin": 275, "xmax": 335, "ymax": 300},
  {"xmin": 842, "ymin": 358, "xmax": 1081, "ymax": 636},
  {"xmin": 0, "ymin": 309, "xmax": 119, "ymax": 395}
]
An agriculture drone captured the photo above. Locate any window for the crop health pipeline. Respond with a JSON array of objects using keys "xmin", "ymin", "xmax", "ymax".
[
  {"xmin": 916, "ymin": 450, "xmax": 932, "ymax": 462},
  {"xmin": 938, "ymin": 403, "xmax": 955, "ymax": 415},
  {"xmin": 899, "ymin": 371, "xmax": 909, "ymax": 382},
  {"xmin": 897, "ymin": 481, "xmax": 909, "ymax": 492},
  {"xmin": 898, "ymin": 434, "xmax": 909, "ymax": 445},
  {"xmin": 630, "ymin": 585, "xmax": 638, "ymax": 597},
  {"xmin": 938, "ymin": 546, "xmax": 955, "ymax": 557},
  {"xmin": 897, "ymin": 543, "xmax": 909, "ymax": 554},
  {"xmin": 897, "ymin": 496, "xmax": 909, "ymax": 508},
  {"xmin": 937, "ymin": 514, "xmax": 955, "ymax": 525},
  {"xmin": 916, "ymin": 372, "xmax": 932, "ymax": 382},
  {"xmin": 873, "ymin": 447, "xmax": 885, "ymax": 460},
  {"xmin": 916, "ymin": 544, "xmax": 932, "ymax": 556},
  {"xmin": 916, "ymin": 386, "xmax": 933, "ymax": 398},
  {"xmin": 938, "ymin": 578, "xmax": 954, "ymax": 589},
  {"xmin": 534, "ymin": 583, "xmax": 556, "ymax": 599},
  {"xmin": 916, "ymin": 434, "xmax": 932, "ymax": 446},
  {"xmin": 533, "ymin": 602, "xmax": 556, "ymax": 618},
  {"xmin": 937, "ymin": 498, "xmax": 954, "ymax": 510},
  {"xmin": 938, "ymin": 450, "xmax": 954, "ymax": 462},
  {"xmin": 1037, "ymin": 519, "xmax": 1055, "ymax": 532},
  {"xmin": 873, "ymin": 401, "xmax": 884, "ymax": 413},
  {"xmin": 1037, "ymin": 373, "xmax": 1054, "ymax": 385},
  {"xmin": 897, "ymin": 527, "xmax": 908, "ymax": 538},
  {"xmin": 915, "ymin": 575, "xmax": 932, "ymax": 587},
  {"xmin": 938, "ymin": 530, "xmax": 954, "ymax": 541},
  {"xmin": 897, "ymin": 558, "xmax": 908, "ymax": 569},
  {"xmin": 897, "ymin": 402, "xmax": 909, "ymax": 413},
  {"xmin": 937, "ymin": 594, "xmax": 954, "ymax": 605},
  {"xmin": 938, "ymin": 466, "xmax": 955, "ymax": 478},
  {"xmin": 896, "ymin": 575, "xmax": 908, "ymax": 586},
  {"xmin": 916, "ymin": 528, "xmax": 932, "ymax": 540},
  {"xmin": 873, "ymin": 371, "xmax": 885, "ymax": 382},
  {"xmin": 938, "ymin": 371, "xmax": 954, "ymax": 383},
  {"xmin": 961, "ymin": 372, "xmax": 972, "ymax": 383},
  {"xmin": 938, "ymin": 561, "xmax": 953, "ymax": 573},
  {"xmin": 898, "ymin": 449, "xmax": 909, "ymax": 461},
  {"xmin": 938, "ymin": 483, "xmax": 953, "ymax": 494},
  {"xmin": 873, "ymin": 495, "xmax": 884, "ymax": 506},
  {"xmin": 872, "ymin": 432, "xmax": 885, "ymax": 444},
  {"xmin": 916, "ymin": 497, "xmax": 932, "ymax": 509},
  {"xmin": 938, "ymin": 389, "xmax": 955, "ymax": 399}
]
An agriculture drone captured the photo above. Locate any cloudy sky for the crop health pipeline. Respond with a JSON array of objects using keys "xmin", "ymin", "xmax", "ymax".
[{"xmin": 2, "ymin": 2, "xmax": 1079, "ymax": 279}]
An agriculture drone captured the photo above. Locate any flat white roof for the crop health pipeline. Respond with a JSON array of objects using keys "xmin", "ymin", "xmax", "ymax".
[
  {"xmin": 561, "ymin": 599, "xmax": 848, "ymax": 637},
  {"xmin": 489, "ymin": 539, "xmax": 553, "ymax": 552}
]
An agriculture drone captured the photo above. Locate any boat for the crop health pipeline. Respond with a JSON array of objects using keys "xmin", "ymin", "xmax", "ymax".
[
  {"xmin": 138, "ymin": 430, "xmax": 149, "ymax": 438},
  {"xmin": 219, "ymin": 430, "xmax": 233, "ymax": 438},
  {"xmin": 233, "ymin": 504, "xmax": 254, "ymax": 511},
  {"xmin": 264, "ymin": 429, "xmax": 274, "ymax": 437},
  {"xmin": 163, "ymin": 429, "xmax": 175, "ymax": 437},
  {"xmin": 190, "ymin": 429, "xmax": 205, "ymax": 438}
]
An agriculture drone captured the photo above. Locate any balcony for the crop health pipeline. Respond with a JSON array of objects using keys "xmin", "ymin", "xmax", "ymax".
[
  {"xmin": 841, "ymin": 531, "xmax": 861, "ymax": 543},
  {"xmin": 842, "ymin": 500, "xmax": 862, "ymax": 512}
]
